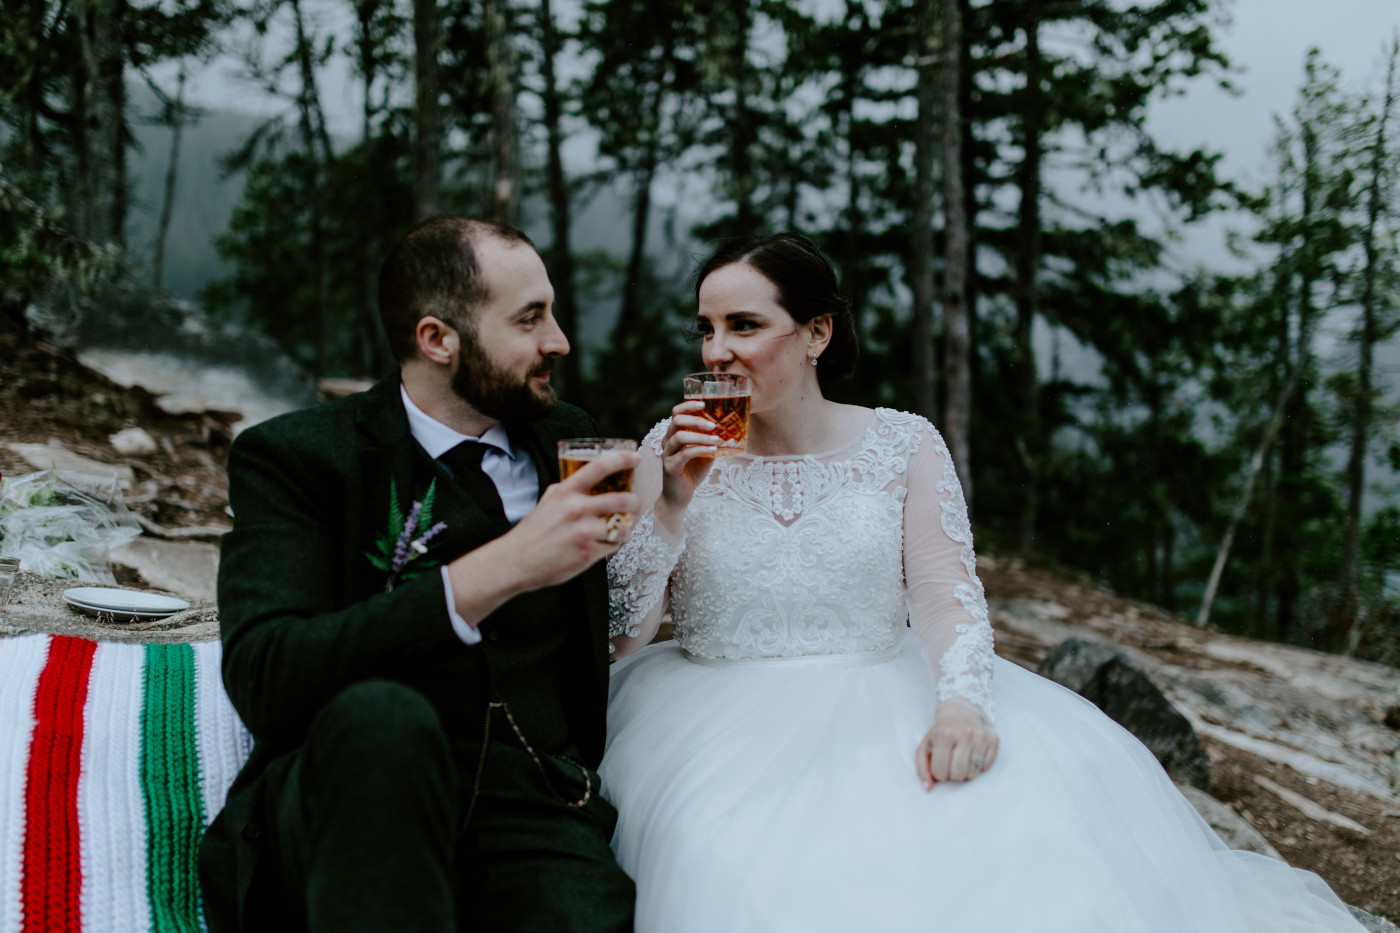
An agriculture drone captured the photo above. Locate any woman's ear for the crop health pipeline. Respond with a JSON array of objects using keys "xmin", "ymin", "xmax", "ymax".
[
  {"xmin": 807, "ymin": 314, "xmax": 833, "ymax": 358},
  {"xmin": 415, "ymin": 316, "xmax": 459, "ymax": 366}
]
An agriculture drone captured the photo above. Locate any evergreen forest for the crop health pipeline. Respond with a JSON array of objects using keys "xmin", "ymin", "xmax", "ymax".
[{"xmin": 3, "ymin": 0, "xmax": 1399, "ymax": 663}]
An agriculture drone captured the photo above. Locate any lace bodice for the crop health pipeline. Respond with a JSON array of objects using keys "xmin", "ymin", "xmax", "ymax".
[{"xmin": 607, "ymin": 409, "xmax": 996, "ymax": 722}]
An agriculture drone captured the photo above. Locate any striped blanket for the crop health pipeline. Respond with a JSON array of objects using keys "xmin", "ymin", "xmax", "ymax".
[{"xmin": 0, "ymin": 634, "xmax": 253, "ymax": 933}]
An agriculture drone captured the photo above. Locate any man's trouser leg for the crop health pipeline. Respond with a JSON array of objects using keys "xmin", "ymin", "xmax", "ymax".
[
  {"xmin": 455, "ymin": 740, "xmax": 635, "ymax": 933},
  {"xmin": 261, "ymin": 679, "xmax": 634, "ymax": 933},
  {"xmin": 264, "ymin": 679, "xmax": 459, "ymax": 933}
]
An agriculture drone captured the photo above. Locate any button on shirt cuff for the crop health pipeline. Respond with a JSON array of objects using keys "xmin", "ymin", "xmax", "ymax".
[{"xmin": 441, "ymin": 565, "xmax": 483, "ymax": 646}]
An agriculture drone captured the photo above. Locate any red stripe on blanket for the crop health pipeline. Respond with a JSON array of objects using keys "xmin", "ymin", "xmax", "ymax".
[{"xmin": 21, "ymin": 635, "xmax": 97, "ymax": 933}]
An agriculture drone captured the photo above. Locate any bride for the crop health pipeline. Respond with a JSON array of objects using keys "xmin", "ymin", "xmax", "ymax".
[{"xmin": 600, "ymin": 232, "xmax": 1365, "ymax": 932}]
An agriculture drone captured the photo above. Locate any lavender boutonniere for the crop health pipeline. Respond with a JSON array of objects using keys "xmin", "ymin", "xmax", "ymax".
[{"xmin": 366, "ymin": 477, "xmax": 447, "ymax": 591}]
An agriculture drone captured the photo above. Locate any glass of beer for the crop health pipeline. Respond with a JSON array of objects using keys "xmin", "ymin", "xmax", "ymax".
[
  {"xmin": 558, "ymin": 438, "xmax": 638, "ymax": 538},
  {"xmin": 682, "ymin": 372, "xmax": 751, "ymax": 457}
]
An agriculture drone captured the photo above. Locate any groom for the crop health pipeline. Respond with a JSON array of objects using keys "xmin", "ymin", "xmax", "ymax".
[{"xmin": 200, "ymin": 215, "xmax": 639, "ymax": 933}]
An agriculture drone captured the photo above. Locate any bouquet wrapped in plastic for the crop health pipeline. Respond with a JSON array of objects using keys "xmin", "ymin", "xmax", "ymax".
[{"xmin": 0, "ymin": 470, "xmax": 141, "ymax": 584}]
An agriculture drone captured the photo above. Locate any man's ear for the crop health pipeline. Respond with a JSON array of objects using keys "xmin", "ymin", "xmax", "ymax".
[
  {"xmin": 415, "ymin": 316, "xmax": 459, "ymax": 366},
  {"xmin": 807, "ymin": 314, "xmax": 833, "ymax": 358}
]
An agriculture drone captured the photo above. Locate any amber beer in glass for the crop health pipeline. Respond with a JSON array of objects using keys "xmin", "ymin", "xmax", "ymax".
[
  {"xmin": 557, "ymin": 438, "xmax": 638, "ymax": 533},
  {"xmin": 683, "ymin": 372, "xmax": 751, "ymax": 457}
]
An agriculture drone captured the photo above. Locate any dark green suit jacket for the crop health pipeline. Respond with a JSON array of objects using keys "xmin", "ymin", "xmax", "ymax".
[{"xmin": 200, "ymin": 375, "xmax": 612, "ymax": 932}]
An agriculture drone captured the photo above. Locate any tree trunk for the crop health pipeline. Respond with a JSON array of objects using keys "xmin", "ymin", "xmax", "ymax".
[
  {"xmin": 291, "ymin": 0, "xmax": 329, "ymax": 377},
  {"xmin": 1340, "ymin": 39, "xmax": 1397, "ymax": 647},
  {"xmin": 356, "ymin": 0, "xmax": 387, "ymax": 376},
  {"xmin": 1254, "ymin": 450, "xmax": 1275, "ymax": 638},
  {"xmin": 941, "ymin": 0, "xmax": 973, "ymax": 507},
  {"xmin": 486, "ymin": 0, "xmax": 520, "ymax": 225},
  {"xmin": 617, "ymin": 77, "xmax": 666, "ymax": 357},
  {"xmin": 15, "ymin": 0, "xmax": 43, "ymax": 182},
  {"xmin": 539, "ymin": 0, "xmax": 579, "ymax": 394},
  {"xmin": 1161, "ymin": 517, "xmax": 1176, "ymax": 611},
  {"xmin": 69, "ymin": 0, "xmax": 127, "ymax": 247},
  {"xmin": 909, "ymin": 0, "xmax": 939, "ymax": 422},
  {"xmin": 151, "ymin": 63, "xmax": 187, "ymax": 291},
  {"xmin": 840, "ymin": 7, "xmax": 864, "ymax": 323},
  {"xmin": 728, "ymin": 0, "xmax": 756, "ymax": 229},
  {"xmin": 1012, "ymin": 19, "xmax": 1043, "ymax": 551},
  {"xmin": 1275, "ymin": 133, "xmax": 1323, "ymax": 643},
  {"xmin": 1276, "ymin": 356, "xmax": 1303, "ymax": 642},
  {"xmin": 413, "ymin": 0, "xmax": 441, "ymax": 219},
  {"xmin": 1197, "ymin": 312, "xmax": 1319, "ymax": 629},
  {"xmin": 1254, "ymin": 191, "xmax": 1293, "ymax": 639}
]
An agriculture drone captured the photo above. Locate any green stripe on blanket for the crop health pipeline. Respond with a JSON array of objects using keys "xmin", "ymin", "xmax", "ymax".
[{"xmin": 140, "ymin": 643, "xmax": 205, "ymax": 933}]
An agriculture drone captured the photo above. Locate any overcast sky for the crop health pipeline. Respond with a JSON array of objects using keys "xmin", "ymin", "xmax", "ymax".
[{"xmin": 1151, "ymin": 0, "xmax": 1400, "ymax": 184}]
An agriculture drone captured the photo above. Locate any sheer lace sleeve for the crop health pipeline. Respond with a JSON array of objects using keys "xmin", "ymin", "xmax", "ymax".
[
  {"xmin": 903, "ymin": 420, "xmax": 996, "ymax": 723},
  {"xmin": 606, "ymin": 420, "xmax": 685, "ymax": 655}
]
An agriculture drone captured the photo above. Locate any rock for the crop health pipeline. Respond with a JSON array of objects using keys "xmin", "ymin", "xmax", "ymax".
[
  {"xmin": 3, "ymin": 440, "xmax": 136, "ymax": 489},
  {"xmin": 1352, "ymin": 907, "xmax": 1400, "ymax": 933},
  {"xmin": 1251, "ymin": 774, "xmax": 1371, "ymax": 837},
  {"xmin": 994, "ymin": 591, "xmax": 1400, "ymax": 806},
  {"xmin": 110, "ymin": 538, "xmax": 218, "ymax": 601},
  {"xmin": 27, "ymin": 284, "xmax": 317, "ymax": 433},
  {"xmin": 109, "ymin": 426, "xmax": 159, "ymax": 457},
  {"xmin": 1038, "ymin": 637, "xmax": 1212, "ymax": 790},
  {"xmin": 1175, "ymin": 783, "xmax": 1282, "ymax": 859}
]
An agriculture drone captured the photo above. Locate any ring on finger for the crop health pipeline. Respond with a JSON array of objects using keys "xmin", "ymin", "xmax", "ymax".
[
  {"xmin": 604, "ymin": 514, "xmax": 628, "ymax": 544},
  {"xmin": 971, "ymin": 755, "xmax": 986, "ymax": 770}
]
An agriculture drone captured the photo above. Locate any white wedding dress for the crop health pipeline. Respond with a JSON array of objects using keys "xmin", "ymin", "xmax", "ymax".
[{"xmin": 601, "ymin": 409, "xmax": 1365, "ymax": 932}]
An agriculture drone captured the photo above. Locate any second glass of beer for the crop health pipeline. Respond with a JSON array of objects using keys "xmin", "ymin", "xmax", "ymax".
[
  {"xmin": 682, "ymin": 372, "xmax": 751, "ymax": 457},
  {"xmin": 557, "ymin": 437, "xmax": 638, "ymax": 536}
]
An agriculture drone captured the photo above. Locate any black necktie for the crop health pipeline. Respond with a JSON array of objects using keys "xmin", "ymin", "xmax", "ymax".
[{"xmin": 441, "ymin": 441, "xmax": 510, "ymax": 529}]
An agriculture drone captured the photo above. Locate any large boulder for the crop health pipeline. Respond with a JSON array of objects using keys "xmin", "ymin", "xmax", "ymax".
[
  {"xmin": 26, "ymin": 284, "xmax": 317, "ymax": 433},
  {"xmin": 1038, "ymin": 637, "xmax": 1211, "ymax": 790}
]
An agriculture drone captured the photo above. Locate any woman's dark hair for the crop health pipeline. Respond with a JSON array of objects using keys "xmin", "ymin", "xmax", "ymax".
[{"xmin": 694, "ymin": 233, "xmax": 858, "ymax": 384}]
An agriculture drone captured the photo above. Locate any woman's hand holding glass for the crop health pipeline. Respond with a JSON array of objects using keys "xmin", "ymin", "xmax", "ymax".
[
  {"xmin": 915, "ymin": 703, "xmax": 999, "ymax": 789},
  {"xmin": 654, "ymin": 400, "xmax": 720, "ymax": 530}
]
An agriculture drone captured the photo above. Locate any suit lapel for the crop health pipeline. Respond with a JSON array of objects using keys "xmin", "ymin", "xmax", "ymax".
[
  {"xmin": 506, "ymin": 420, "xmax": 560, "ymax": 496},
  {"xmin": 355, "ymin": 376, "xmax": 498, "ymax": 573},
  {"xmin": 507, "ymin": 417, "xmax": 608, "ymax": 646},
  {"xmin": 517, "ymin": 416, "xmax": 611, "ymax": 678},
  {"xmin": 357, "ymin": 389, "xmax": 607, "ymax": 693}
]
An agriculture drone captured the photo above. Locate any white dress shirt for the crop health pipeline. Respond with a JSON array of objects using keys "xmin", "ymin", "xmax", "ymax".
[{"xmin": 400, "ymin": 384, "xmax": 542, "ymax": 645}]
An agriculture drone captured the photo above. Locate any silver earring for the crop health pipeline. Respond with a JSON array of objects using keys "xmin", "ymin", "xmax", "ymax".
[{"xmin": 810, "ymin": 355, "xmax": 819, "ymax": 366}]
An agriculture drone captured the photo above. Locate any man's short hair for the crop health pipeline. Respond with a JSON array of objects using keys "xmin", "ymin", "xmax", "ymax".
[{"xmin": 377, "ymin": 215, "xmax": 536, "ymax": 363}]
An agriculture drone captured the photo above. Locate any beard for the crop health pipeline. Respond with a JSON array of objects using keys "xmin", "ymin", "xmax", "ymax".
[{"xmin": 451, "ymin": 331, "xmax": 557, "ymax": 423}]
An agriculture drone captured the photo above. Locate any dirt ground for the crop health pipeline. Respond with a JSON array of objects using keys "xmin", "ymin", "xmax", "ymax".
[
  {"xmin": 0, "ymin": 312, "xmax": 235, "ymax": 534},
  {"xmin": 3, "ymin": 312, "xmax": 1396, "ymax": 921},
  {"xmin": 1208, "ymin": 739, "xmax": 1400, "ymax": 920},
  {"xmin": 986, "ymin": 557, "xmax": 1400, "ymax": 922}
]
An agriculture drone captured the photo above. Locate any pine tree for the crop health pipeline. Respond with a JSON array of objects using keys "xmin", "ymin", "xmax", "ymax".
[
  {"xmin": 965, "ymin": 0, "xmax": 1233, "ymax": 551},
  {"xmin": 1336, "ymin": 36, "xmax": 1400, "ymax": 648}
]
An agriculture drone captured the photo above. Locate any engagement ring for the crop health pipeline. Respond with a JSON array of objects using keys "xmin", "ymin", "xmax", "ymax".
[
  {"xmin": 971, "ymin": 756, "xmax": 986, "ymax": 770},
  {"xmin": 604, "ymin": 515, "xmax": 626, "ymax": 544}
]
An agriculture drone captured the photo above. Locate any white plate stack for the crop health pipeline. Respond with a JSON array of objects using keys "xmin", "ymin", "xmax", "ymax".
[{"xmin": 61, "ymin": 587, "xmax": 191, "ymax": 621}]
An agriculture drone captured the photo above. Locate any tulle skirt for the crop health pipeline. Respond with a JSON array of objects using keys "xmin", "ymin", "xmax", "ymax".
[{"xmin": 600, "ymin": 632, "xmax": 1364, "ymax": 932}]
